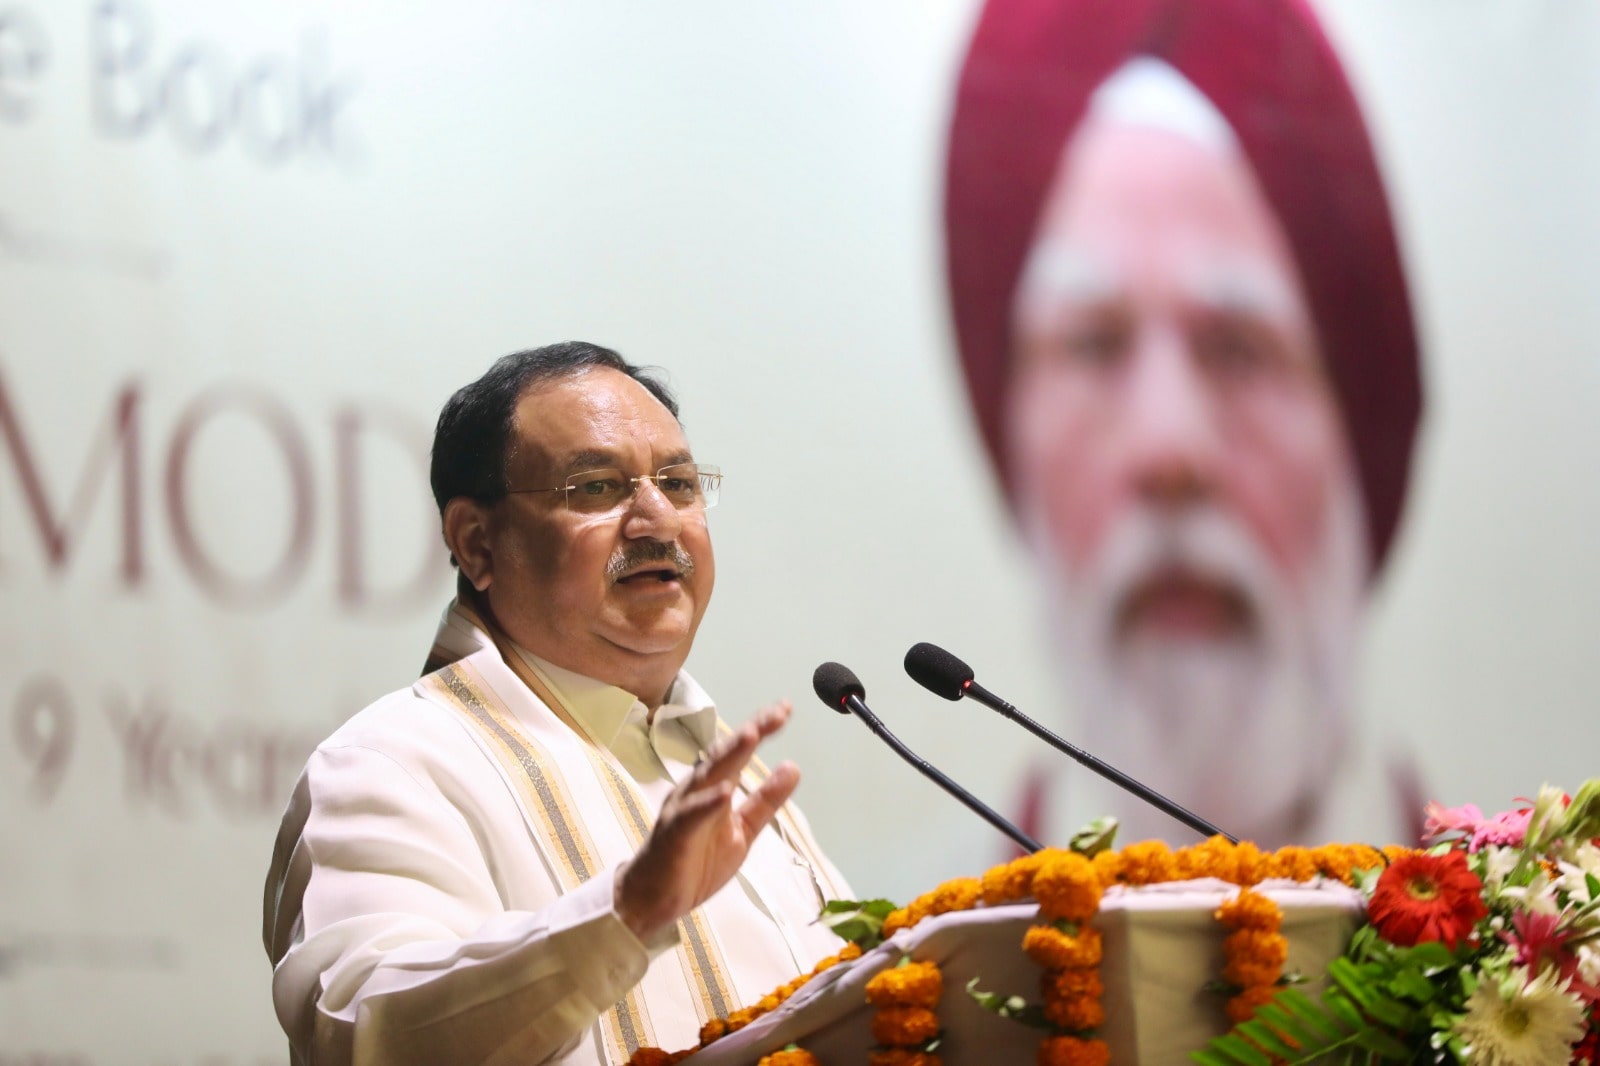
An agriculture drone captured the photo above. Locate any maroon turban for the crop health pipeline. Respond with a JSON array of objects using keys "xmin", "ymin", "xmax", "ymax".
[{"xmin": 945, "ymin": 0, "xmax": 1422, "ymax": 574}]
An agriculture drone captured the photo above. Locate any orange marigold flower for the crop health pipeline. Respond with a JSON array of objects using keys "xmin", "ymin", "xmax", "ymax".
[
  {"xmin": 1117, "ymin": 840, "xmax": 1176, "ymax": 885},
  {"xmin": 1231, "ymin": 841, "xmax": 1273, "ymax": 885},
  {"xmin": 757, "ymin": 1050, "xmax": 820, "ymax": 1066},
  {"xmin": 868, "ymin": 1049, "xmax": 944, "ymax": 1066},
  {"xmin": 626, "ymin": 1050, "xmax": 675, "ymax": 1066},
  {"xmin": 1367, "ymin": 850, "xmax": 1487, "ymax": 949},
  {"xmin": 1216, "ymin": 888, "xmax": 1283, "ymax": 933},
  {"xmin": 1176, "ymin": 836, "xmax": 1237, "ymax": 882},
  {"xmin": 1222, "ymin": 955, "xmax": 1282, "ymax": 989},
  {"xmin": 933, "ymin": 877, "xmax": 982, "ymax": 914},
  {"xmin": 983, "ymin": 850, "xmax": 1078, "ymax": 905},
  {"xmin": 1022, "ymin": 925, "xmax": 1104, "ymax": 970},
  {"xmin": 1224, "ymin": 928, "xmax": 1289, "ymax": 968},
  {"xmin": 1037, "ymin": 1034, "xmax": 1112, "ymax": 1066},
  {"xmin": 725, "ymin": 1006, "xmax": 762, "ymax": 1031},
  {"xmin": 1225, "ymin": 983, "xmax": 1282, "ymax": 1024},
  {"xmin": 882, "ymin": 908, "xmax": 913, "ymax": 937},
  {"xmin": 1043, "ymin": 991, "xmax": 1106, "ymax": 1031},
  {"xmin": 1269, "ymin": 845, "xmax": 1318, "ymax": 882},
  {"xmin": 1089, "ymin": 848, "xmax": 1125, "ymax": 885},
  {"xmin": 865, "ymin": 960, "xmax": 943, "ymax": 1008},
  {"xmin": 1044, "ymin": 967, "xmax": 1104, "ymax": 1001},
  {"xmin": 698, "ymin": 1017, "xmax": 729, "ymax": 1044},
  {"xmin": 1311, "ymin": 844, "xmax": 1364, "ymax": 884},
  {"xmin": 1034, "ymin": 853, "xmax": 1103, "ymax": 923},
  {"xmin": 870, "ymin": 1005, "xmax": 941, "ymax": 1046}
]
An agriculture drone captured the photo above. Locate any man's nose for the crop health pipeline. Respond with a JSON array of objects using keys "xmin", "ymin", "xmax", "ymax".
[
  {"xmin": 1119, "ymin": 326, "xmax": 1222, "ymax": 506},
  {"xmin": 621, "ymin": 477, "xmax": 684, "ymax": 540}
]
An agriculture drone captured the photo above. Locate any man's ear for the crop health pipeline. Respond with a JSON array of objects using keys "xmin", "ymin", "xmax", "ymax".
[{"xmin": 442, "ymin": 497, "xmax": 495, "ymax": 592}]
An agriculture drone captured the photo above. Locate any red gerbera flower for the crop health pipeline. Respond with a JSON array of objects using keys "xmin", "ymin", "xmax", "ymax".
[{"xmin": 1367, "ymin": 851, "xmax": 1487, "ymax": 949}]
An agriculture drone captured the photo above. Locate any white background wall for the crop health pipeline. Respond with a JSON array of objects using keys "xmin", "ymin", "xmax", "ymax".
[{"xmin": 2, "ymin": 0, "xmax": 1597, "ymax": 1059}]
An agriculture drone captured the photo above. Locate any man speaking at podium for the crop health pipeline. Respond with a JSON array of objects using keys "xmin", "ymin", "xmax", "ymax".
[{"xmin": 263, "ymin": 342, "xmax": 849, "ymax": 1065}]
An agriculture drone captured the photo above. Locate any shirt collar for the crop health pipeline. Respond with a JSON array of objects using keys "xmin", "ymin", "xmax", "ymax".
[{"xmin": 432, "ymin": 599, "xmax": 719, "ymax": 751}]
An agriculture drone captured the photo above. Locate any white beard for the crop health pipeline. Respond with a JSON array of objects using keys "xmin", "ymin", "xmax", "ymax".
[{"xmin": 1025, "ymin": 475, "xmax": 1368, "ymax": 849}]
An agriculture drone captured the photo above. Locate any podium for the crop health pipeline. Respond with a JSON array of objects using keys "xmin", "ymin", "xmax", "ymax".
[{"xmin": 686, "ymin": 879, "xmax": 1363, "ymax": 1065}]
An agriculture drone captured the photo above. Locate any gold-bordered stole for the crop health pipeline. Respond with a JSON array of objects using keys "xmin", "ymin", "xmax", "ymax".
[
  {"xmin": 580, "ymin": 745, "xmax": 741, "ymax": 1025},
  {"xmin": 488, "ymin": 645, "xmax": 742, "ymax": 1029},
  {"xmin": 416, "ymin": 659, "xmax": 655, "ymax": 1062}
]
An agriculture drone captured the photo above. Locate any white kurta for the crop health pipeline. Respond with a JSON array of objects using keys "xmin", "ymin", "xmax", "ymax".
[{"xmin": 263, "ymin": 604, "xmax": 851, "ymax": 1065}]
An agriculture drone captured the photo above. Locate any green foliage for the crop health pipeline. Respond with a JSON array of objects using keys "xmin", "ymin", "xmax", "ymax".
[
  {"xmin": 817, "ymin": 898, "xmax": 898, "ymax": 950},
  {"xmin": 966, "ymin": 976, "xmax": 1057, "ymax": 1031},
  {"xmin": 1191, "ymin": 932, "xmax": 1476, "ymax": 1065},
  {"xmin": 1069, "ymin": 816, "xmax": 1119, "ymax": 857}
]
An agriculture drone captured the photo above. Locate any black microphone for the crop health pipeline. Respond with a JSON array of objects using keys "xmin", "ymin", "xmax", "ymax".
[
  {"xmin": 812, "ymin": 662, "xmax": 1041, "ymax": 854},
  {"xmin": 904, "ymin": 642, "xmax": 1236, "ymax": 844}
]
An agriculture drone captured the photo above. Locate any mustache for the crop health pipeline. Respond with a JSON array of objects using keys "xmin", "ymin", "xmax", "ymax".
[{"xmin": 607, "ymin": 540, "xmax": 695, "ymax": 581}]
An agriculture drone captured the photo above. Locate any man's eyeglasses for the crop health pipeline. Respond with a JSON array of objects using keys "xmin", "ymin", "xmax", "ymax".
[{"xmin": 506, "ymin": 463, "xmax": 722, "ymax": 515}]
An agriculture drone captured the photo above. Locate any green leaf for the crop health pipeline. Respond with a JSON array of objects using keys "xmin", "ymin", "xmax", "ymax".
[
  {"xmin": 816, "ymin": 898, "xmax": 897, "ymax": 949},
  {"xmin": 964, "ymin": 976, "xmax": 1054, "ymax": 1030},
  {"xmin": 1236, "ymin": 1019, "xmax": 1301, "ymax": 1059},
  {"xmin": 1210, "ymin": 1033, "xmax": 1275, "ymax": 1066},
  {"xmin": 1069, "ymin": 816, "xmax": 1119, "ymax": 856},
  {"xmin": 1386, "ymin": 967, "xmax": 1440, "ymax": 1004}
]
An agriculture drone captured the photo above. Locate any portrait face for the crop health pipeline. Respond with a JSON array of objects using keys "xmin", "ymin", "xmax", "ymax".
[
  {"xmin": 1005, "ymin": 114, "xmax": 1368, "ymax": 844},
  {"xmin": 467, "ymin": 366, "xmax": 715, "ymax": 706}
]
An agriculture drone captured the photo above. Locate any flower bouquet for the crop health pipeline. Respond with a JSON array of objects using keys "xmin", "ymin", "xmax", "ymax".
[{"xmin": 1197, "ymin": 780, "xmax": 1600, "ymax": 1065}]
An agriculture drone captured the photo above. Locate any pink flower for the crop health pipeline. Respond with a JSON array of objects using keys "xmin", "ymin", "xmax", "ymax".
[
  {"xmin": 1505, "ymin": 911, "xmax": 1600, "ymax": 1005},
  {"xmin": 1424, "ymin": 802, "xmax": 1485, "ymax": 840},
  {"xmin": 1471, "ymin": 808, "xmax": 1534, "ymax": 851}
]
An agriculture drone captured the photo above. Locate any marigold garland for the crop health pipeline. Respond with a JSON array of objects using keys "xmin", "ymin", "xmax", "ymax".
[
  {"xmin": 865, "ymin": 958, "xmax": 944, "ymax": 1064},
  {"xmin": 1215, "ymin": 886, "xmax": 1289, "ymax": 1023},
  {"xmin": 620, "ymin": 941, "xmax": 862, "ymax": 1066},
  {"xmin": 756, "ymin": 1048, "xmax": 820, "ymax": 1066},
  {"xmin": 625, "ymin": 837, "xmax": 1406, "ymax": 1065}
]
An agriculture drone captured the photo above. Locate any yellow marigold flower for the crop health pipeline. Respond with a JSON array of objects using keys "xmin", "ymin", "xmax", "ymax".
[
  {"xmin": 1045, "ymin": 967, "xmax": 1105, "ymax": 1001},
  {"xmin": 1270, "ymin": 845, "xmax": 1318, "ymax": 882},
  {"xmin": 1034, "ymin": 853, "xmax": 1103, "ymax": 922},
  {"xmin": 757, "ymin": 1050, "xmax": 819, "ymax": 1066},
  {"xmin": 868, "ymin": 1050, "xmax": 944, "ymax": 1066},
  {"xmin": 865, "ymin": 959, "xmax": 943, "ymax": 1008},
  {"xmin": 1037, "ymin": 1034, "xmax": 1112, "ymax": 1066},
  {"xmin": 1382, "ymin": 844, "xmax": 1418, "ymax": 866},
  {"xmin": 1022, "ymin": 924, "xmax": 1103, "ymax": 970},
  {"xmin": 870, "ymin": 1005, "xmax": 940, "ymax": 1046},
  {"xmin": 1044, "ymin": 991, "xmax": 1106, "ymax": 1031},
  {"xmin": 1216, "ymin": 887, "xmax": 1283, "ymax": 932},
  {"xmin": 1117, "ymin": 840, "xmax": 1176, "ymax": 885},
  {"xmin": 1225, "ymin": 983, "xmax": 1282, "ymax": 1025}
]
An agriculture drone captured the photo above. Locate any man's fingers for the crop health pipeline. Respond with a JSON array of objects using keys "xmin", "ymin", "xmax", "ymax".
[
  {"xmin": 656, "ymin": 780, "xmax": 734, "ymax": 843},
  {"xmin": 693, "ymin": 701, "xmax": 792, "ymax": 788},
  {"xmin": 735, "ymin": 760, "xmax": 800, "ymax": 839}
]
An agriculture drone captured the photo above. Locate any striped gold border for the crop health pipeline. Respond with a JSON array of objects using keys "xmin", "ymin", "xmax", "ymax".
[{"xmin": 421, "ymin": 661, "xmax": 653, "ymax": 1058}]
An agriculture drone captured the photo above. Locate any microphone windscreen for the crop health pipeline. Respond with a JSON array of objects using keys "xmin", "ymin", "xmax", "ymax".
[
  {"xmin": 904, "ymin": 642, "xmax": 974, "ymax": 701},
  {"xmin": 812, "ymin": 662, "xmax": 865, "ymax": 712}
]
